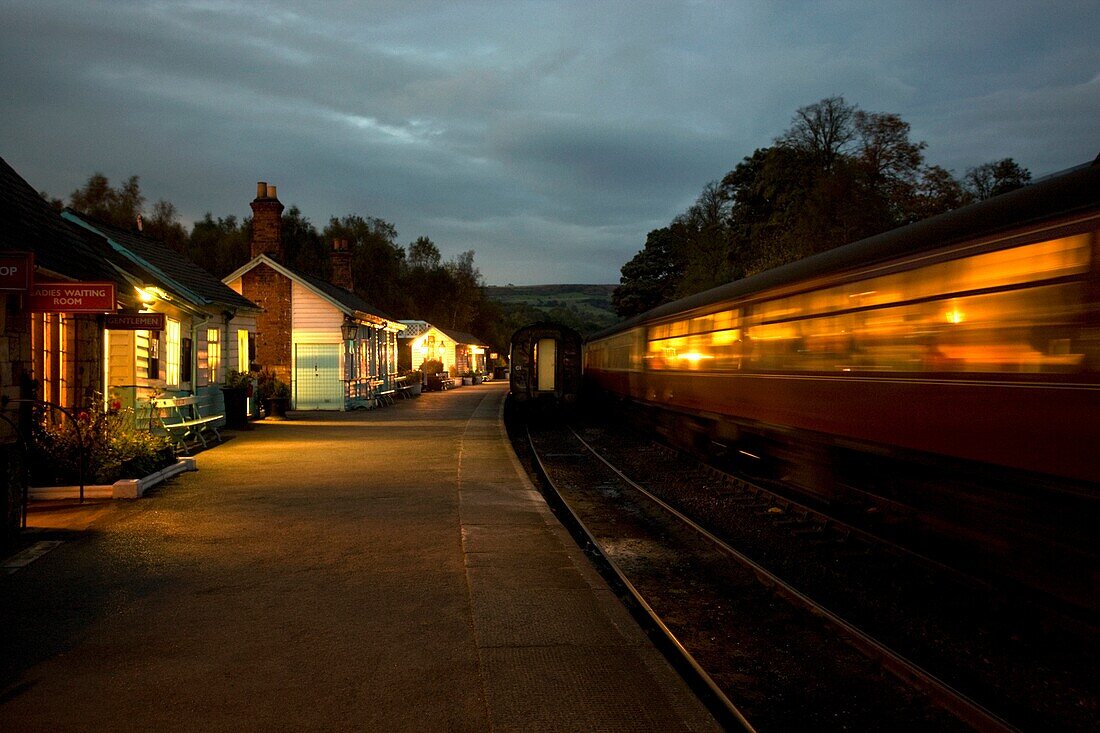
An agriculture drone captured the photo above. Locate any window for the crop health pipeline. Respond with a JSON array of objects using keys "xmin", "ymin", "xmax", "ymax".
[
  {"xmin": 237, "ymin": 329, "xmax": 249, "ymax": 373},
  {"xmin": 207, "ymin": 328, "xmax": 221, "ymax": 384},
  {"xmin": 166, "ymin": 319, "xmax": 181, "ymax": 387},
  {"xmin": 181, "ymin": 338, "xmax": 192, "ymax": 384},
  {"xmin": 147, "ymin": 330, "xmax": 161, "ymax": 380}
]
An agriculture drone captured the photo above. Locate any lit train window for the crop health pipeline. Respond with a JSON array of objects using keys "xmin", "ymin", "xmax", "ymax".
[
  {"xmin": 646, "ymin": 310, "xmax": 742, "ymax": 370},
  {"xmin": 753, "ymin": 234, "xmax": 1091, "ymax": 324},
  {"xmin": 744, "ymin": 281, "xmax": 1086, "ymax": 373}
]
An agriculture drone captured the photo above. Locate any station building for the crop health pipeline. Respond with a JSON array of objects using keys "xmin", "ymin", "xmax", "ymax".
[
  {"xmin": 398, "ymin": 322, "xmax": 491, "ymax": 378},
  {"xmin": 64, "ymin": 211, "xmax": 261, "ymax": 419},
  {"xmin": 0, "ymin": 155, "xmax": 261, "ymax": 435},
  {"xmin": 224, "ymin": 183, "xmax": 405, "ymax": 410}
]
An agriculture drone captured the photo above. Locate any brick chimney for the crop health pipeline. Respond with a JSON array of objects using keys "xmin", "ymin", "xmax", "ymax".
[
  {"xmin": 330, "ymin": 238, "xmax": 354, "ymax": 291},
  {"xmin": 250, "ymin": 181, "xmax": 284, "ymax": 261}
]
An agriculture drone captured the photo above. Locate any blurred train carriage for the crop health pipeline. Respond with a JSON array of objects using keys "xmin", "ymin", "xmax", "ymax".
[
  {"xmin": 509, "ymin": 323, "xmax": 582, "ymax": 410},
  {"xmin": 583, "ymin": 158, "xmax": 1100, "ymax": 609}
]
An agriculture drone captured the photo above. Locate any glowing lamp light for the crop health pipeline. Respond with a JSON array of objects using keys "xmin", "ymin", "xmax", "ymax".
[
  {"xmin": 945, "ymin": 309, "xmax": 965, "ymax": 324},
  {"xmin": 340, "ymin": 318, "xmax": 359, "ymax": 341},
  {"xmin": 679, "ymin": 352, "xmax": 713, "ymax": 363},
  {"xmin": 135, "ymin": 286, "xmax": 158, "ymax": 305}
]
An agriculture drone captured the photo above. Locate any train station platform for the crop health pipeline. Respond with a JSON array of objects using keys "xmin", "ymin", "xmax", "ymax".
[{"xmin": 1, "ymin": 381, "xmax": 718, "ymax": 732}]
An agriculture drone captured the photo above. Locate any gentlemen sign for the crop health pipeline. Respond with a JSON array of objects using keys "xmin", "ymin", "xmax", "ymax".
[
  {"xmin": 0, "ymin": 252, "xmax": 33, "ymax": 291},
  {"xmin": 104, "ymin": 312, "xmax": 165, "ymax": 330},
  {"xmin": 29, "ymin": 282, "xmax": 116, "ymax": 313}
]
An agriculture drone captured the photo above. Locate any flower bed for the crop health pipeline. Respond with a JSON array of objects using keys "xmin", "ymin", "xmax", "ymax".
[{"xmin": 29, "ymin": 403, "xmax": 176, "ymax": 487}]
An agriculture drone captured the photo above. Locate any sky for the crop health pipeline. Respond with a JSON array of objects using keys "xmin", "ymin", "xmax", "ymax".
[{"xmin": 1, "ymin": 1, "xmax": 1098, "ymax": 286}]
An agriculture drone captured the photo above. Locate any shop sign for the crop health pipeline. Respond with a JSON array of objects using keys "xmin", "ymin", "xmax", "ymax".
[
  {"xmin": 0, "ymin": 252, "xmax": 33, "ymax": 291},
  {"xmin": 28, "ymin": 282, "xmax": 117, "ymax": 313},
  {"xmin": 104, "ymin": 312, "xmax": 165, "ymax": 330}
]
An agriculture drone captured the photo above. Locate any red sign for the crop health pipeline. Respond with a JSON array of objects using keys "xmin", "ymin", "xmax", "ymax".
[
  {"xmin": 104, "ymin": 312, "xmax": 165, "ymax": 330},
  {"xmin": 28, "ymin": 282, "xmax": 117, "ymax": 313},
  {"xmin": 0, "ymin": 252, "xmax": 33, "ymax": 291}
]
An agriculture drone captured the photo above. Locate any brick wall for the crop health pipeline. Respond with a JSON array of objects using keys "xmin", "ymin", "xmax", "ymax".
[
  {"xmin": 250, "ymin": 187, "xmax": 284, "ymax": 260},
  {"xmin": 241, "ymin": 263, "xmax": 292, "ymax": 384},
  {"xmin": 0, "ymin": 297, "xmax": 31, "ymax": 444}
]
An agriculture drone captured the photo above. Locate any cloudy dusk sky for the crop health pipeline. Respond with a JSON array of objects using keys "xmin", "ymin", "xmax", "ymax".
[{"xmin": 1, "ymin": 1, "xmax": 1097, "ymax": 285}]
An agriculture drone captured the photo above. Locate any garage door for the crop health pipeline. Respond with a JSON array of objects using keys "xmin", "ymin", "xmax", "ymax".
[{"xmin": 294, "ymin": 343, "xmax": 343, "ymax": 409}]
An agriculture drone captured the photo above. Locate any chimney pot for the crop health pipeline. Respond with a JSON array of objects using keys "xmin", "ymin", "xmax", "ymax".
[
  {"xmin": 256, "ymin": 181, "xmax": 268, "ymax": 199},
  {"xmin": 268, "ymin": 184, "xmax": 277, "ymax": 200},
  {"xmin": 329, "ymin": 238, "xmax": 354, "ymax": 290}
]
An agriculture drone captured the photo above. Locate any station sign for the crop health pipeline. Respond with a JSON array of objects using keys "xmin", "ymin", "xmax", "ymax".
[
  {"xmin": 104, "ymin": 312, "xmax": 165, "ymax": 331},
  {"xmin": 0, "ymin": 252, "xmax": 33, "ymax": 291},
  {"xmin": 28, "ymin": 282, "xmax": 117, "ymax": 313}
]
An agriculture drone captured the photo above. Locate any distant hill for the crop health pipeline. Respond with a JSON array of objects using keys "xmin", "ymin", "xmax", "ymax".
[{"xmin": 485, "ymin": 284, "xmax": 620, "ymax": 335}]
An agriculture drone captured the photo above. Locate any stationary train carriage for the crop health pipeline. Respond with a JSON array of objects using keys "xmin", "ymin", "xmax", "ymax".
[{"xmin": 509, "ymin": 322, "xmax": 582, "ymax": 407}]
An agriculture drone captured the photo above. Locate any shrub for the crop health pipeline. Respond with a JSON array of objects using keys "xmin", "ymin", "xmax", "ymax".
[
  {"xmin": 420, "ymin": 359, "xmax": 443, "ymax": 375},
  {"xmin": 29, "ymin": 403, "xmax": 175, "ymax": 486},
  {"xmin": 255, "ymin": 369, "xmax": 291, "ymax": 401}
]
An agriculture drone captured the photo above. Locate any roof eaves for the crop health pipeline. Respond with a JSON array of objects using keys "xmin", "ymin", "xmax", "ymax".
[{"xmin": 63, "ymin": 211, "xmax": 210, "ymax": 308}]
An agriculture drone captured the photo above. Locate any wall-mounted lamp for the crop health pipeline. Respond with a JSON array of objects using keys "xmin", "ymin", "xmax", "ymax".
[
  {"xmin": 135, "ymin": 285, "xmax": 157, "ymax": 305},
  {"xmin": 340, "ymin": 318, "xmax": 359, "ymax": 341}
]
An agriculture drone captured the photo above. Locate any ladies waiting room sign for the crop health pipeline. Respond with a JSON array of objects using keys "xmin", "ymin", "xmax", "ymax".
[{"xmin": 28, "ymin": 282, "xmax": 117, "ymax": 313}]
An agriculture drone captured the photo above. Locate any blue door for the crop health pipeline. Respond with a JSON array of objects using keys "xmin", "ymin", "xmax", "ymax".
[{"xmin": 294, "ymin": 343, "xmax": 343, "ymax": 409}]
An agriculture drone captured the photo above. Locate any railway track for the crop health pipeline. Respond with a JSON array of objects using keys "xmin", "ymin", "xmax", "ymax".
[{"xmin": 521, "ymin": 420, "xmax": 1065, "ymax": 732}]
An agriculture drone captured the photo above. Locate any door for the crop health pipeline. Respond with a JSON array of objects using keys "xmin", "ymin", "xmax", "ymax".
[
  {"xmin": 294, "ymin": 343, "xmax": 343, "ymax": 409},
  {"xmin": 536, "ymin": 338, "xmax": 556, "ymax": 392}
]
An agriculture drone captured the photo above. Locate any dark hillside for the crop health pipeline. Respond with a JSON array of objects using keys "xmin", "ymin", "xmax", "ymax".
[{"xmin": 485, "ymin": 284, "xmax": 618, "ymax": 337}]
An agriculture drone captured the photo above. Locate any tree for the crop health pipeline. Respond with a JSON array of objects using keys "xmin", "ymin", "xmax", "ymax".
[
  {"xmin": 613, "ymin": 227, "xmax": 685, "ymax": 317},
  {"xmin": 324, "ymin": 214, "xmax": 406, "ymax": 314},
  {"xmin": 188, "ymin": 213, "xmax": 250, "ymax": 277},
  {"xmin": 964, "ymin": 158, "xmax": 1031, "ymax": 200},
  {"xmin": 145, "ymin": 199, "xmax": 189, "ymax": 253},
  {"xmin": 445, "ymin": 250, "xmax": 483, "ymax": 330},
  {"xmin": 408, "ymin": 236, "xmax": 442, "ymax": 271},
  {"xmin": 68, "ymin": 173, "xmax": 145, "ymax": 227},
  {"xmin": 282, "ymin": 206, "xmax": 327, "ymax": 277},
  {"xmin": 777, "ymin": 96, "xmax": 857, "ymax": 171},
  {"xmin": 674, "ymin": 182, "xmax": 736, "ymax": 296},
  {"xmin": 909, "ymin": 165, "xmax": 971, "ymax": 222}
]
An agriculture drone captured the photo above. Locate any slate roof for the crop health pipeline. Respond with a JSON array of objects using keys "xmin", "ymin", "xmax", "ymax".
[
  {"xmin": 225, "ymin": 255, "xmax": 399, "ymax": 326},
  {"xmin": 65, "ymin": 211, "xmax": 257, "ymax": 313},
  {"xmin": 0, "ymin": 156, "xmax": 127, "ymax": 286},
  {"xmin": 439, "ymin": 328, "xmax": 489, "ymax": 347}
]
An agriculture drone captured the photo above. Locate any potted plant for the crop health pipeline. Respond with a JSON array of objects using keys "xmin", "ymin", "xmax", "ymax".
[
  {"xmin": 461, "ymin": 370, "xmax": 474, "ymax": 386},
  {"xmin": 221, "ymin": 370, "xmax": 252, "ymax": 429},
  {"xmin": 401, "ymin": 369, "xmax": 423, "ymax": 397},
  {"xmin": 421, "ymin": 359, "xmax": 445, "ymax": 391},
  {"xmin": 256, "ymin": 370, "xmax": 292, "ymax": 419}
]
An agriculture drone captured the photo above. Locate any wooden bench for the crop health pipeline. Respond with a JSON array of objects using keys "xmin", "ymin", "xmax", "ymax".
[
  {"xmin": 426, "ymin": 373, "xmax": 455, "ymax": 391},
  {"xmin": 152, "ymin": 396, "xmax": 223, "ymax": 454},
  {"xmin": 393, "ymin": 375, "xmax": 415, "ymax": 399}
]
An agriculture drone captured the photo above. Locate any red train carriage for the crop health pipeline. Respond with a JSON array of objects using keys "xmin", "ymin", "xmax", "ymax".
[{"xmin": 584, "ymin": 159, "xmax": 1100, "ymax": 608}]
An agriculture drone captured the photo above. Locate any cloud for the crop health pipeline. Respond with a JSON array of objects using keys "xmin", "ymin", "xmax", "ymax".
[{"xmin": 2, "ymin": 0, "xmax": 1098, "ymax": 284}]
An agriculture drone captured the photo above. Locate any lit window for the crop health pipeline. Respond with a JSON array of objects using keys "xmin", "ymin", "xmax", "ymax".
[
  {"xmin": 166, "ymin": 319, "xmax": 181, "ymax": 387},
  {"xmin": 207, "ymin": 328, "xmax": 221, "ymax": 384},
  {"xmin": 237, "ymin": 329, "xmax": 249, "ymax": 373}
]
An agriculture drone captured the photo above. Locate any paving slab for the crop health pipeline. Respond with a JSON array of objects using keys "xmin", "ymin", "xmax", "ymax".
[{"xmin": 1, "ymin": 382, "xmax": 718, "ymax": 732}]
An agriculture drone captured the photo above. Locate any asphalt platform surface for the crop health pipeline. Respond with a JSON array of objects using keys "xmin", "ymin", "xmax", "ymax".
[{"xmin": 1, "ymin": 381, "xmax": 718, "ymax": 732}]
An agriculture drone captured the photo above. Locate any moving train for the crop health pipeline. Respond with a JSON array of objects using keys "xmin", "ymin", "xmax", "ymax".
[{"xmin": 584, "ymin": 158, "xmax": 1100, "ymax": 605}]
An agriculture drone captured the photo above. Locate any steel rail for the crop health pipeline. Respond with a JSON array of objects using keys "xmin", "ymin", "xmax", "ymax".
[
  {"xmin": 526, "ymin": 426, "xmax": 756, "ymax": 733},
  {"xmin": 569, "ymin": 427, "xmax": 1020, "ymax": 733}
]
